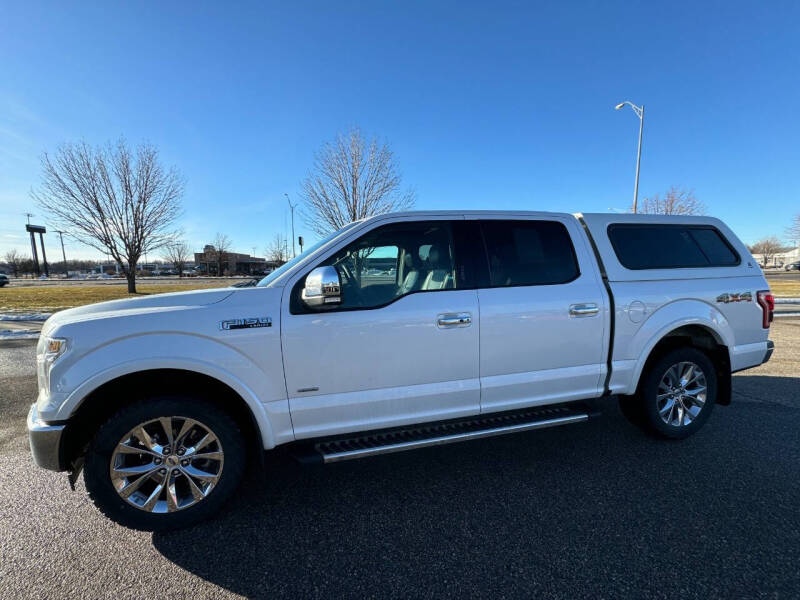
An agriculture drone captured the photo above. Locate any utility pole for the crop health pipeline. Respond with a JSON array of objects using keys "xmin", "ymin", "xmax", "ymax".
[
  {"xmin": 55, "ymin": 230, "xmax": 68, "ymax": 276},
  {"xmin": 285, "ymin": 193, "xmax": 296, "ymax": 258},
  {"xmin": 614, "ymin": 101, "xmax": 645, "ymax": 213}
]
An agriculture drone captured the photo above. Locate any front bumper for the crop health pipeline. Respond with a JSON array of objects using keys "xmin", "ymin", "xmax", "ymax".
[{"xmin": 27, "ymin": 404, "xmax": 67, "ymax": 471}]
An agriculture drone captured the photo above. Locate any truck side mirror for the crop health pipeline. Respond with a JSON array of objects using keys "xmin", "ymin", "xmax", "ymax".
[{"xmin": 301, "ymin": 266, "xmax": 342, "ymax": 308}]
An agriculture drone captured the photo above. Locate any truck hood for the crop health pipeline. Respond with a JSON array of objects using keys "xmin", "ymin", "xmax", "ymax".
[{"xmin": 42, "ymin": 287, "xmax": 235, "ymax": 335}]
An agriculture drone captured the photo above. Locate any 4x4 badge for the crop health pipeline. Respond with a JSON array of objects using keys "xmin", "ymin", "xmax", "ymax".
[
  {"xmin": 716, "ymin": 292, "xmax": 752, "ymax": 303},
  {"xmin": 219, "ymin": 317, "xmax": 272, "ymax": 330}
]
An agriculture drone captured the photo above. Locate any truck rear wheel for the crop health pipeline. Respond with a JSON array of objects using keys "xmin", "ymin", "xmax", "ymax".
[
  {"xmin": 84, "ymin": 396, "xmax": 245, "ymax": 530},
  {"xmin": 622, "ymin": 347, "xmax": 717, "ymax": 439}
]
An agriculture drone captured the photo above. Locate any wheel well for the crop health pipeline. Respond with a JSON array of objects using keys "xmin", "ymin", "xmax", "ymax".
[
  {"xmin": 61, "ymin": 369, "xmax": 263, "ymax": 469},
  {"xmin": 635, "ymin": 325, "xmax": 732, "ymax": 405}
]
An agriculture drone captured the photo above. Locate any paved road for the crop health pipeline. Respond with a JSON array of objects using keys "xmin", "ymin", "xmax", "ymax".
[{"xmin": 1, "ymin": 323, "xmax": 799, "ymax": 599}]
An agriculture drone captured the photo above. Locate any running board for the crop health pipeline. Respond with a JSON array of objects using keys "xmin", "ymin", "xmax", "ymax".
[{"xmin": 292, "ymin": 403, "xmax": 596, "ymax": 464}]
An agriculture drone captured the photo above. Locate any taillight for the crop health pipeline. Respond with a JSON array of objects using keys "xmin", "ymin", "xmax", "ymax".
[{"xmin": 757, "ymin": 290, "xmax": 774, "ymax": 329}]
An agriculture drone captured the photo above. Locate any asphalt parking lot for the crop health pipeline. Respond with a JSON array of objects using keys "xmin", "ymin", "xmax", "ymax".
[{"xmin": 1, "ymin": 322, "xmax": 799, "ymax": 599}]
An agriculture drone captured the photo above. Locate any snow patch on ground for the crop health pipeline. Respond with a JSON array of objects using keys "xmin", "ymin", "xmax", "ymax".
[
  {"xmin": 0, "ymin": 329, "xmax": 41, "ymax": 340},
  {"xmin": 0, "ymin": 312, "xmax": 52, "ymax": 322}
]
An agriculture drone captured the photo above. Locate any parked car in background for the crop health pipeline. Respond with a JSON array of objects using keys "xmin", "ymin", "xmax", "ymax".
[
  {"xmin": 785, "ymin": 261, "xmax": 800, "ymax": 271},
  {"xmin": 28, "ymin": 211, "xmax": 774, "ymax": 530},
  {"xmin": 0, "ymin": 273, "xmax": 9, "ymax": 287}
]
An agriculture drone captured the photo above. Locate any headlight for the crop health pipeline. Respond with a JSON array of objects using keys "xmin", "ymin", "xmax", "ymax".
[{"xmin": 36, "ymin": 336, "xmax": 68, "ymax": 396}]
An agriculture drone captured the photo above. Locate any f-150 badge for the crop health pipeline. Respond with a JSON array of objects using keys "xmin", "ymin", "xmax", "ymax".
[{"xmin": 219, "ymin": 317, "xmax": 272, "ymax": 330}]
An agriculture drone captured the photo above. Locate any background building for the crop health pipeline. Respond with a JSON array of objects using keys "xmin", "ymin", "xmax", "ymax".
[
  {"xmin": 751, "ymin": 245, "xmax": 800, "ymax": 268},
  {"xmin": 194, "ymin": 246, "xmax": 271, "ymax": 275}
]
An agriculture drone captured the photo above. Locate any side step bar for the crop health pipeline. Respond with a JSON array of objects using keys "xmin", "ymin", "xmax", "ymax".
[{"xmin": 293, "ymin": 403, "xmax": 597, "ymax": 464}]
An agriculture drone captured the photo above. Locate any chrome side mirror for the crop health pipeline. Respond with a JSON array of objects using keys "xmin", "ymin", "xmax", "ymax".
[{"xmin": 301, "ymin": 266, "xmax": 342, "ymax": 308}]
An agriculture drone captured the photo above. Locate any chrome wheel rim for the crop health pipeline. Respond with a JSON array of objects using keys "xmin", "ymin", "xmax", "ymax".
[
  {"xmin": 109, "ymin": 416, "xmax": 224, "ymax": 513},
  {"xmin": 657, "ymin": 361, "xmax": 707, "ymax": 427}
]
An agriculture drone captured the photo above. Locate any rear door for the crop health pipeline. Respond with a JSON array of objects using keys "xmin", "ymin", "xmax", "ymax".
[{"xmin": 473, "ymin": 215, "xmax": 608, "ymax": 413}]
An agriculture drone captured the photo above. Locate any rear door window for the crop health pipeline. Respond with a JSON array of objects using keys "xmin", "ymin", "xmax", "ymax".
[
  {"xmin": 608, "ymin": 224, "xmax": 739, "ymax": 269},
  {"xmin": 481, "ymin": 220, "xmax": 579, "ymax": 286}
]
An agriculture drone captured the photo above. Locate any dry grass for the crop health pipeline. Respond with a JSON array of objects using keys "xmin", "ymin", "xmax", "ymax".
[
  {"xmin": 0, "ymin": 282, "xmax": 230, "ymax": 312},
  {"xmin": 765, "ymin": 278, "xmax": 800, "ymax": 298}
]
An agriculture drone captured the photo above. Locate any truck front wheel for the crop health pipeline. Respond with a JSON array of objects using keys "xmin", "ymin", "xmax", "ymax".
[
  {"xmin": 84, "ymin": 396, "xmax": 246, "ymax": 530},
  {"xmin": 621, "ymin": 347, "xmax": 717, "ymax": 439}
]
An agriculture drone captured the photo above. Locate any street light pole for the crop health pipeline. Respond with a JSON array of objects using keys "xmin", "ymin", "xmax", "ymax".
[
  {"xmin": 285, "ymin": 193, "xmax": 296, "ymax": 258},
  {"xmin": 615, "ymin": 101, "xmax": 645, "ymax": 213},
  {"xmin": 55, "ymin": 230, "xmax": 68, "ymax": 276}
]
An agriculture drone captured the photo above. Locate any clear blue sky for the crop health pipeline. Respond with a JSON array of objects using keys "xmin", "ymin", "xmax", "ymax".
[{"xmin": 1, "ymin": 0, "xmax": 799, "ymax": 260}]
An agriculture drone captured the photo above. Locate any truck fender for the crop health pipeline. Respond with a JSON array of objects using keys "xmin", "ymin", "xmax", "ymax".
[
  {"xmin": 52, "ymin": 333, "xmax": 287, "ymax": 450},
  {"xmin": 614, "ymin": 299, "xmax": 734, "ymax": 397}
]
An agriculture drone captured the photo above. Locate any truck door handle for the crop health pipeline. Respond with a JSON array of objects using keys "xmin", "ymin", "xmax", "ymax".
[
  {"xmin": 437, "ymin": 313, "xmax": 472, "ymax": 328},
  {"xmin": 569, "ymin": 303, "xmax": 599, "ymax": 317}
]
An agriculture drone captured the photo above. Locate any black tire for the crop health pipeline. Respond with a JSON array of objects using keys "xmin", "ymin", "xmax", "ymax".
[
  {"xmin": 84, "ymin": 396, "xmax": 246, "ymax": 531},
  {"xmin": 625, "ymin": 346, "xmax": 717, "ymax": 440},
  {"xmin": 618, "ymin": 393, "xmax": 645, "ymax": 427}
]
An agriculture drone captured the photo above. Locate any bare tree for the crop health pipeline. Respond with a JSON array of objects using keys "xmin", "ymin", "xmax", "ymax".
[
  {"xmin": 749, "ymin": 236, "xmax": 791, "ymax": 267},
  {"xmin": 20, "ymin": 257, "xmax": 36, "ymax": 277},
  {"xmin": 32, "ymin": 139, "xmax": 183, "ymax": 293},
  {"xmin": 207, "ymin": 233, "xmax": 231, "ymax": 276},
  {"xmin": 301, "ymin": 127, "xmax": 415, "ymax": 236},
  {"xmin": 265, "ymin": 234, "xmax": 289, "ymax": 264},
  {"xmin": 4, "ymin": 249, "xmax": 24, "ymax": 277},
  {"xmin": 637, "ymin": 186, "xmax": 706, "ymax": 216},
  {"xmin": 788, "ymin": 214, "xmax": 800, "ymax": 243},
  {"xmin": 164, "ymin": 241, "xmax": 191, "ymax": 277}
]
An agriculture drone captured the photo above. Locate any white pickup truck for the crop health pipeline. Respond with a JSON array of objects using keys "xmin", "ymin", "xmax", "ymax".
[{"xmin": 28, "ymin": 211, "xmax": 775, "ymax": 529}]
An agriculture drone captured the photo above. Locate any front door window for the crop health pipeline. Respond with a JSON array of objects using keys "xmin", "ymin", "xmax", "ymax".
[{"xmin": 298, "ymin": 221, "xmax": 457, "ymax": 311}]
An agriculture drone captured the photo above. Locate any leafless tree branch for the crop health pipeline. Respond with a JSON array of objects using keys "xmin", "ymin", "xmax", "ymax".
[
  {"xmin": 265, "ymin": 234, "xmax": 289, "ymax": 264},
  {"xmin": 163, "ymin": 241, "xmax": 191, "ymax": 277},
  {"xmin": 787, "ymin": 214, "xmax": 800, "ymax": 243},
  {"xmin": 301, "ymin": 127, "xmax": 415, "ymax": 237},
  {"xmin": 207, "ymin": 233, "xmax": 231, "ymax": 276},
  {"xmin": 636, "ymin": 186, "xmax": 705, "ymax": 216},
  {"xmin": 31, "ymin": 139, "xmax": 184, "ymax": 292},
  {"xmin": 748, "ymin": 236, "xmax": 793, "ymax": 267},
  {"xmin": 3, "ymin": 249, "xmax": 25, "ymax": 277}
]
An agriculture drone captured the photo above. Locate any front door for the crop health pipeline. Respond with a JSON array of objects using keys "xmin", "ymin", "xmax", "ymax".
[{"xmin": 281, "ymin": 219, "xmax": 481, "ymax": 440}]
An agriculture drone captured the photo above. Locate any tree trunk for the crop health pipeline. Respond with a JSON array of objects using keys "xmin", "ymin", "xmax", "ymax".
[{"xmin": 126, "ymin": 261, "xmax": 137, "ymax": 293}]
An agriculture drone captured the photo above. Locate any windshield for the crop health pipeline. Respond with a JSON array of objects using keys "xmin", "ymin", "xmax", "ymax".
[{"xmin": 256, "ymin": 221, "xmax": 361, "ymax": 287}]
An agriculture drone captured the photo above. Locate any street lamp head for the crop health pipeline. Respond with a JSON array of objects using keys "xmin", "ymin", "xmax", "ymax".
[{"xmin": 614, "ymin": 102, "xmax": 625, "ymax": 110}]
